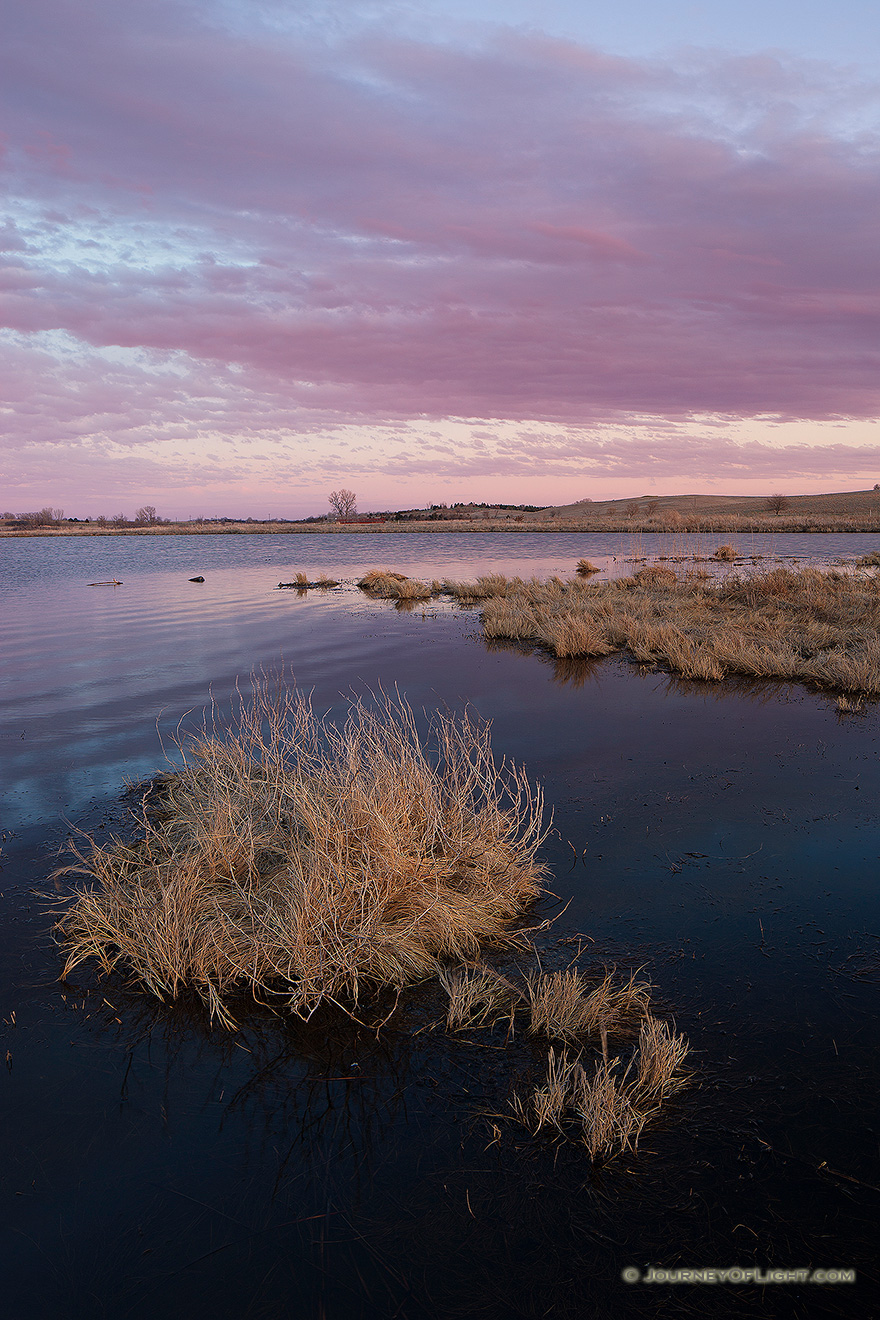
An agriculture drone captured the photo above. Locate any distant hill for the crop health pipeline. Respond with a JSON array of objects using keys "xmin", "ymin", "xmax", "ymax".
[
  {"xmin": 535, "ymin": 489, "xmax": 880, "ymax": 519},
  {"xmin": 392, "ymin": 489, "xmax": 880, "ymax": 522}
]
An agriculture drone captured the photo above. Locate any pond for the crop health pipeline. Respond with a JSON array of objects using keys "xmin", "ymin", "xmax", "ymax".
[{"xmin": 1, "ymin": 532, "xmax": 877, "ymax": 1317}]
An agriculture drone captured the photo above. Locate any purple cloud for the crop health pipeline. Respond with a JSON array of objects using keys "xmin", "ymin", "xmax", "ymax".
[{"xmin": 2, "ymin": 1, "xmax": 880, "ymax": 510}]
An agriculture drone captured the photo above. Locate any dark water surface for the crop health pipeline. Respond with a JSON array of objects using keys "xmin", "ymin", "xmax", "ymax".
[{"xmin": 1, "ymin": 533, "xmax": 878, "ymax": 1317}]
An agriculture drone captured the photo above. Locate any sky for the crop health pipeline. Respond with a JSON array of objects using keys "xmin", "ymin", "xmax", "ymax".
[{"xmin": 2, "ymin": 0, "xmax": 880, "ymax": 518}]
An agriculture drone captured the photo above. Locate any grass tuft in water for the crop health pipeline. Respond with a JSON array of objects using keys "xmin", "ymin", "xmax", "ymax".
[
  {"xmin": 54, "ymin": 681, "xmax": 548, "ymax": 1026},
  {"xmin": 436, "ymin": 566, "xmax": 880, "ymax": 693},
  {"xmin": 513, "ymin": 1018, "xmax": 691, "ymax": 1160}
]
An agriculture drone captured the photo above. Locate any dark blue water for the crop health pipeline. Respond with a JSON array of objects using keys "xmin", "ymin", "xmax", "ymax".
[{"xmin": 1, "ymin": 533, "xmax": 877, "ymax": 1317}]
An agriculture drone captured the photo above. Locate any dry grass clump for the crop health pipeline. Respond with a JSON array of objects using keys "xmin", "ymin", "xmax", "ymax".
[
  {"xmin": 575, "ymin": 558, "xmax": 599, "ymax": 576},
  {"xmin": 358, "ymin": 570, "xmax": 431, "ymax": 599},
  {"xmin": 474, "ymin": 567, "xmax": 880, "ymax": 694},
  {"xmin": 54, "ymin": 682, "xmax": 548, "ymax": 1026},
  {"xmin": 278, "ymin": 571, "xmax": 339, "ymax": 589},
  {"xmin": 437, "ymin": 962, "xmax": 652, "ymax": 1048},
  {"xmin": 442, "ymin": 574, "xmax": 515, "ymax": 605},
  {"xmin": 526, "ymin": 968, "xmax": 651, "ymax": 1046},
  {"xmin": 442, "ymin": 958, "xmax": 692, "ymax": 1161},
  {"xmin": 439, "ymin": 963, "xmax": 518, "ymax": 1030},
  {"xmin": 712, "ymin": 543, "xmax": 738, "ymax": 561},
  {"xmin": 633, "ymin": 565, "xmax": 678, "ymax": 588},
  {"xmin": 857, "ymin": 551, "xmax": 880, "ymax": 567},
  {"xmin": 513, "ymin": 1018, "xmax": 690, "ymax": 1159}
]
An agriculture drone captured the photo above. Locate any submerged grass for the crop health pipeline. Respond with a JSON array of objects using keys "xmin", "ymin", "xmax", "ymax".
[
  {"xmin": 439, "ymin": 958, "xmax": 690, "ymax": 1160},
  {"xmin": 513, "ymin": 1018, "xmax": 691, "ymax": 1159},
  {"xmin": 54, "ymin": 682, "xmax": 548, "ymax": 1025},
  {"xmin": 358, "ymin": 570, "xmax": 432, "ymax": 600},
  {"xmin": 437, "ymin": 566, "xmax": 880, "ymax": 694}
]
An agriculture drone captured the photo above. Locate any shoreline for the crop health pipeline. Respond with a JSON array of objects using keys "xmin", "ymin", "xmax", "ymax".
[{"xmin": 4, "ymin": 516, "xmax": 880, "ymax": 538}]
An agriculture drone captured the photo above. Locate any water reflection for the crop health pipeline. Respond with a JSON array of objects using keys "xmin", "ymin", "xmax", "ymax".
[
  {"xmin": 483, "ymin": 636, "xmax": 606, "ymax": 689},
  {"xmin": 3, "ymin": 533, "xmax": 880, "ymax": 1317}
]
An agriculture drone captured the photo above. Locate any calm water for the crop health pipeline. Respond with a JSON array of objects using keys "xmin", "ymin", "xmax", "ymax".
[{"xmin": 1, "ymin": 533, "xmax": 878, "ymax": 1317}]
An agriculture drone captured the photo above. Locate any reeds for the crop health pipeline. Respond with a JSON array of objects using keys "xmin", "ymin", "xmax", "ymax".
[
  {"xmin": 54, "ymin": 682, "xmax": 548, "ymax": 1025},
  {"xmin": 526, "ymin": 968, "xmax": 651, "ymax": 1046},
  {"xmin": 358, "ymin": 570, "xmax": 432, "ymax": 600},
  {"xmin": 451, "ymin": 566, "xmax": 880, "ymax": 694},
  {"xmin": 575, "ymin": 559, "xmax": 599, "ymax": 576},
  {"xmin": 712, "ymin": 543, "xmax": 738, "ymax": 561},
  {"xmin": 438, "ymin": 958, "xmax": 689, "ymax": 1159},
  {"xmin": 513, "ymin": 1018, "xmax": 691, "ymax": 1159}
]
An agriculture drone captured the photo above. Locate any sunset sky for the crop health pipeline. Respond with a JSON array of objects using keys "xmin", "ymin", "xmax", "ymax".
[{"xmin": 2, "ymin": 0, "xmax": 880, "ymax": 518}]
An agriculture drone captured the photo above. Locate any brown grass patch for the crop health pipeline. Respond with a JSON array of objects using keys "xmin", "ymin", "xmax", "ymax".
[
  {"xmin": 278, "ymin": 572, "xmax": 339, "ymax": 589},
  {"xmin": 358, "ymin": 570, "xmax": 431, "ymax": 599},
  {"xmin": 712, "ymin": 543, "xmax": 738, "ymax": 561},
  {"xmin": 54, "ymin": 682, "xmax": 548, "ymax": 1026},
  {"xmin": 513, "ymin": 1017, "xmax": 691, "ymax": 1159},
  {"xmin": 439, "ymin": 963, "xmax": 519, "ymax": 1030},
  {"xmin": 472, "ymin": 567, "xmax": 880, "ymax": 694},
  {"xmin": 526, "ymin": 968, "xmax": 651, "ymax": 1047},
  {"xmin": 575, "ymin": 558, "xmax": 599, "ymax": 576}
]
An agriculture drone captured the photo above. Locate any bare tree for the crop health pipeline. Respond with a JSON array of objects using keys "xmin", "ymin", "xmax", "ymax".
[
  {"xmin": 328, "ymin": 488, "xmax": 357, "ymax": 520},
  {"xmin": 134, "ymin": 505, "xmax": 158, "ymax": 525},
  {"xmin": 625, "ymin": 501, "xmax": 640, "ymax": 519},
  {"xmin": 766, "ymin": 493, "xmax": 789, "ymax": 516},
  {"xmin": 20, "ymin": 508, "xmax": 63, "ymax": 526}
]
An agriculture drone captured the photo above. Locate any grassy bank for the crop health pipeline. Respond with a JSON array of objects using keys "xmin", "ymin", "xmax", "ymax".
[
  {"xmin": 55, "ymin": 683, "xmax": 548, "ymax": 1026},
  {"xmin": 5, "ymin": 512, "xmax": 880, "ymax": 537},
  {"xmin": 425, "ymin": 566, "xmax": 880, "ymax": 694}
]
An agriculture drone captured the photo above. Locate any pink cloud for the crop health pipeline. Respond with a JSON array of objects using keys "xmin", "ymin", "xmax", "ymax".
[
  {"xmin": 527, "ymin": 223, "xmax": 646, "ymax": 262},
  {"xmin": 1, "ymin": 0, "xmax": 880, "ymax": 511}
]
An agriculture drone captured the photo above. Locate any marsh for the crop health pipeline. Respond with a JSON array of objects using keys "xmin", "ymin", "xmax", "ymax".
[{"xmin": 1, "ymin": 532, "xmax": 877, "ymax": 1317}]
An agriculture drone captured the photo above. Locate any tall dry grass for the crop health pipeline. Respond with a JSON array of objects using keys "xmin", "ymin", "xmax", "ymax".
[
  {"xmin": 54, "ymin": 682, "xmax": 548, "ymax": 1025},
  {"xmin": 439, "ymin": 963, "xmax": 518, "ymax": 1030},
  {"xmin": 526, "ymin": 967, "xmax": 651, "ymax": 1048},
  {"xmin": 440, "ymin": 566, "xmax": 880, "ymax": 693},
  {"xmin": 513, "ymin": 1018, "xmax": 690, "ymax": 1159},
  {"xmin": 358, "ymin": 570, "xmax": 432, "ymax": 600}
]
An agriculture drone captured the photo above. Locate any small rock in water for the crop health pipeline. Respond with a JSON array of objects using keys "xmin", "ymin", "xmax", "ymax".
[{"xmin": 189, "ymin": 576, "xmax": 205, "ymax": 582}]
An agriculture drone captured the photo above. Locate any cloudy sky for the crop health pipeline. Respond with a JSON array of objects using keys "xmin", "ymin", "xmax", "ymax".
[{"xmin": 2, "ymin": 0, "xmax": 879, "ymax": 518}]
